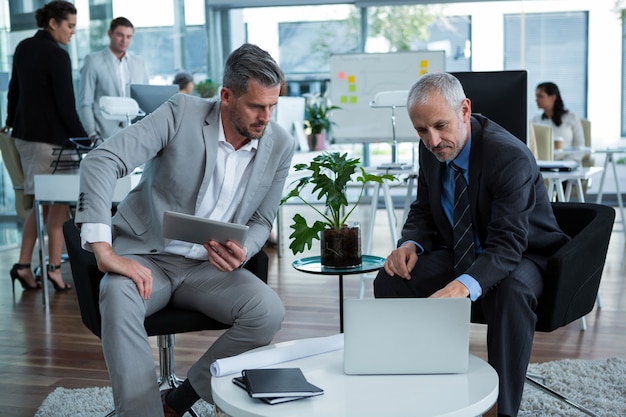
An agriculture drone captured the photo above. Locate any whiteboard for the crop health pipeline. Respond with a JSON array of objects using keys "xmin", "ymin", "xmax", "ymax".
[{"xmin": 329, "ymin": 51, "xmax": 445, "ymax": 143}]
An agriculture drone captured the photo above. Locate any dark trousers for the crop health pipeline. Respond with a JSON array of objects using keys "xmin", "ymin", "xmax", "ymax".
[{"xmin": 373, "ymin": 249, "xmax": 543, "ymax": 417}]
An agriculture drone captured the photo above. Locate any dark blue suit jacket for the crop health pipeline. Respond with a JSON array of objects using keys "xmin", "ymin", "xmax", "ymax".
[{"xmin": 400, "ymin": 114, "xmax": 569, "ymax": 292}]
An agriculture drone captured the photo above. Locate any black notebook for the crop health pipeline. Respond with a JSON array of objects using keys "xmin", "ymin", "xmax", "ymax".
[
  {"xmin": 241, "ymin": 368, "xmax": 324, "ymax": 399},
  {"xmin": 232, "ymin": 376, "xmax": 307, "ymax": 405}
]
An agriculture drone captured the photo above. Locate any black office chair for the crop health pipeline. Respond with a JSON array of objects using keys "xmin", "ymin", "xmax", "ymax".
[
  {"xmin": 471, "ymin": 202, "xmax": 615, "ymax": 417},
  {"xmin": 51, "ymin": 137, "xmax": 103, "ymax": 174},
  {"xmin": 63, "ymin": 220, "xmax": 269, "ymax": 417}
]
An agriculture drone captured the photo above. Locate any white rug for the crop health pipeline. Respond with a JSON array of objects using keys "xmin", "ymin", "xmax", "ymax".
[
  {"xmin": 519, "ymin": 357, "xmax": 626, "ymax": 417},
  {"xmin": 34, "ymin": 387, "xmax": 216, "ymax": 417},
  {"xmin": 35, "ymin": 358, "xmax": 626, "ymax": 417}
]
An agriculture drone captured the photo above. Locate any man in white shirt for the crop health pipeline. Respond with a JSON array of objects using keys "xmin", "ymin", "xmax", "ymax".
[
  {"xmin": 78, "ymin": 17, "xmax": 149, "ymax": 138},
  {"xmin": 75, "ymin": 43, "xmax": 295, "ymax": 417}
]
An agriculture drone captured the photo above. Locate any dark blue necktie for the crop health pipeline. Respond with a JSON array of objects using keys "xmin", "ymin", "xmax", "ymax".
[{"xmin": 450, "ymin": 162, "xmax": 475, "ymax": 275}]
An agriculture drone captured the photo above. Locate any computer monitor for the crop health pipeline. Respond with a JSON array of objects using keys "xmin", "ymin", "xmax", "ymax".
[
  {"xmin": 450, "ymin": 70, "xmax": 528, "ymax": 143},
  {"xmin": 129, "ymin": 84, "xmax": 179, "ymax": 119}
]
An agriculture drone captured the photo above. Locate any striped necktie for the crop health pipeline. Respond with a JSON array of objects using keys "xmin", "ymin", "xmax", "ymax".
[{"xmin": 450, "ymin": 162, "xmax": 475, "ymax": 275}]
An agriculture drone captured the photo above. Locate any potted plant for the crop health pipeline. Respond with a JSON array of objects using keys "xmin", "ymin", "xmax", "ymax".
[
  {"xmin": 194, "ymin": 78, "xmax": 221, "ymax": 98},
  {"xmin": 304, "ymin": 93, "xmax": 341, "ymax": 151},
  {"xmin": 281, "ymin": 152, "xmax": 396, "ymax": 267}
]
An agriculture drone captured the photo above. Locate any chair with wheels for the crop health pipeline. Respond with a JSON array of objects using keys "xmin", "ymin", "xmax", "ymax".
[
  {"xmin": 63, "ymin": 219, "xmax": 269, "ymax": 416},
  {"xmin": 471, "ymin": 202, "xmax": 615, "ymax": 417}
]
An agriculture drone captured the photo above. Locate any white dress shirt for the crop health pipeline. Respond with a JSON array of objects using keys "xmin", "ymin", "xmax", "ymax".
[
  {"xmin": 81, "ymin": 110, "xmax": 258, "ymax": 261},
  {"xmin": 108, "ymin": 48, "xmax": 130, "ymax": 97}
]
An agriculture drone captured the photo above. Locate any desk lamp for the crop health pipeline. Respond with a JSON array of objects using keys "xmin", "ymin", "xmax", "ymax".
[
  {"xmin": 369, "ymin": 90, "xmax": 410, "ymax": 169},
  {"xmin": 99, "ymin": 96, "xmax": 145, "ymax": 126}
]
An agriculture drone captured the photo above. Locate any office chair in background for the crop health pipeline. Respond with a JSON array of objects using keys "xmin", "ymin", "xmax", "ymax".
[{"xmin": 532, "ymin": 123, "xmax": 554, "ymax": 161}]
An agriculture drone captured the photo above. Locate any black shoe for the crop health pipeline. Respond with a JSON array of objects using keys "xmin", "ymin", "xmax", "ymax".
[
  {"xmin": 46, "ymin": 264, "xmax": 72, "ymax": 292},
  {"xmin": 160, "ymin": 389, "xmax": 182, "ymax": 417},
  {"xmin": 10, "ymin": 263, "xmax": 40, "ymax": 295}
]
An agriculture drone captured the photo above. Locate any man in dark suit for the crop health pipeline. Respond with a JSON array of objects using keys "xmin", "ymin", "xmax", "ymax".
[{"xmin": 374, "ymin": 72, "xmax": 569, "ymax": 417}]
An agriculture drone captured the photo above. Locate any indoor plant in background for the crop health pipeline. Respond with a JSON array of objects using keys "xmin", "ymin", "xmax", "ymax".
[
  {"xmin": 194, "ymin": 78, "xmax": 221, "ymax": 98},
  {"xmin": 304, "ymin": 93, "xmax": 341, "ymax": 151},
  {"xmin": 281, "ymin": 152, "xmax": 396, "ymax": 267}
]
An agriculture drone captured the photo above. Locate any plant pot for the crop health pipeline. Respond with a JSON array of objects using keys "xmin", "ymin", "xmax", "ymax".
[
  {"xmin": 308, "ymin": 133, "xmax": 326, "ymax": 151},
  {"xmin": 321, "ymin": 226, "xmax": 362, "ymax": 268}
]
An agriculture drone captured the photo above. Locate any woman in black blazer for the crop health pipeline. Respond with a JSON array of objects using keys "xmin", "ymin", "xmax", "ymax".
[{"xmin": 1, "ymin": 1, "xmax": 87, "ymax": 293}]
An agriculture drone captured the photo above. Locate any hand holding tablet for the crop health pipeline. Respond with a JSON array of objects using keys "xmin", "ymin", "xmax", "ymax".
[{"xmin": 162, "ymin": 210, "xmax": 249, "ymax": 246}]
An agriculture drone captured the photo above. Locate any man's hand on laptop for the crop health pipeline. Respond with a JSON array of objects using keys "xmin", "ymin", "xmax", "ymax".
[
  {"xmin": 430, "ymin": 280, "xmax": 470, "ymax": 299},
  {"xmin": 205, "ymin": 240, "xmax": 247, "ymax": 272}
]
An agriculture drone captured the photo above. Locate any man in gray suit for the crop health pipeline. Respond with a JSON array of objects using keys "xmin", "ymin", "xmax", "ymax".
[
  {"xmin": 78, "ymin": 17, "xmax": 149, "ymax": 138},
  {"xmin": 76, "ymin": 43, "xmax": 295, "ymax": 417}
]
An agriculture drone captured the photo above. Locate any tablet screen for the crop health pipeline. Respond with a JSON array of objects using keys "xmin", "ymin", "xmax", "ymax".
[{"xmin": 162, "ymin": 210, "xmax": 249, "ymax": 246}]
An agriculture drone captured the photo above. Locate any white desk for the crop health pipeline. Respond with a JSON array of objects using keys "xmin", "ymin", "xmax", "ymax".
[
  {"xmin": 541, "ymin": 166, "xmax": 604, "ymax": 203},
  {"xmin": 552, "ymin": 146, "xmax": 592, "ymax": 162},
  {"xmin": 34, "ymin": 173, "xmax": 140, "ymax": 307},
  {"xmin": 594, "ymin": 146, "xmax": 626, "ymax": 240},
  {"xmin": 212, "ymin": 344, "xmax": 498, "ymax": 417}
]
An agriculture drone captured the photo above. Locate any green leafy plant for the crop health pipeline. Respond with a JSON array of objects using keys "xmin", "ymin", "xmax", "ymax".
[
  {"xmin": 304, "ymin": 93, "xmax": 342, "ymax": 136},
  {"xmin": 194, "ymin": 78, "xmax": 221, "ymax": 98},
  {"xmin": 281, "ymin": 152, "xmax": 396, "ymax": 255}
]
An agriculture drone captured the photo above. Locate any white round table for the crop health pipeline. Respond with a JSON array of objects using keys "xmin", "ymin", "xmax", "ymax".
[{"xmin": 212, "ymin": 343, "xmax": 498, "ymax": 417}]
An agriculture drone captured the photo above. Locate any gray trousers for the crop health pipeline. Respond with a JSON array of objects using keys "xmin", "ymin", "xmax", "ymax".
[{"xmin": 99, "ymin": 253, "xmax": 284, "ymax": 417}]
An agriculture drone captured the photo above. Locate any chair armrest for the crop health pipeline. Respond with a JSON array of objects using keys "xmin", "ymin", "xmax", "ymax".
[{"xmin": 536, "ymin": 203, "xmax": 615, "ymax": 331}]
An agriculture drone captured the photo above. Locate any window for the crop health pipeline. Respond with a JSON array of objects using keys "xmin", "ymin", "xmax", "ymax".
[
  {"xmin": 413, "ymin": 15, "xmax": 471, "ymax": 73},
  {"xmin": 622, "ymin": 13, "xmax": 626, "ymax": 136},
  {"xmin": 131, "ymin": 25, "xmax": 207, "ymax": 79},
  {"xmin": 504, "ymin": 11, "xmax": 588, "ymax": 122}
]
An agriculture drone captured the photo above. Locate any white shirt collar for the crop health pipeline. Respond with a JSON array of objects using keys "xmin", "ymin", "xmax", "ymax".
[{"xmin": 107, "ymin": 47, "xmax": 127, "ymax": 63}]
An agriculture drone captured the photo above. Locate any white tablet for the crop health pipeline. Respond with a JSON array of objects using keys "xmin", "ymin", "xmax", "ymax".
[{"xmin": 162, "ymin": 210, "xmax": 249, "ymax": 246}]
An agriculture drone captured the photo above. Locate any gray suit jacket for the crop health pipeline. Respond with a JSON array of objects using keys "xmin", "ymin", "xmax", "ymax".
[
  {"xmin": 78, "ymin": 48, "xmax": 149, "ymax": 138},
  {"xmin": 75, "ymin": 93, "xmax": 296, "ymax": 261}
]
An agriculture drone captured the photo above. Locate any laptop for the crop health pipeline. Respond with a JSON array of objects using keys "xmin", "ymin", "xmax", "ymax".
[
  {"xmin": 343, "ymin": 298, "xmax": 471, "ymax": 375},
  {"xmin": 537, "ymin": 160, "xmax": 579, "ymax": 172}
]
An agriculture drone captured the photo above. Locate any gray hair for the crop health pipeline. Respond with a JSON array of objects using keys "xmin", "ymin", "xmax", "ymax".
[
  {"xmin": 222, "ymin": 43, "xmax": 285, "ymax": 97},
  {"xmin": 407, "ymin": 72, "xmax": 466, "ymax": 113}
]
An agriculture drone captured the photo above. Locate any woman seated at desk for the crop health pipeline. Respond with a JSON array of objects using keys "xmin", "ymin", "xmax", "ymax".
[{"xmin": 532, "ymin": 81, "xmax": 584, "ymax": 162}]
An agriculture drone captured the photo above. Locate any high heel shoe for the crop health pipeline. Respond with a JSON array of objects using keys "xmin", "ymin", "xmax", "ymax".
[
  {"xmin": 10, "ymin": 263, "xmax": 41, "ymax": 295},
  {"xmin": 46, "ymin": 264, "xmax": 72, "ymax": 292}
]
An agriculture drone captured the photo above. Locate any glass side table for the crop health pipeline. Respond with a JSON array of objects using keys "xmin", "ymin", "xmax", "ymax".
[{"xmin": 292, "ymin": 255, "xmax": 386, "ymax": 332}]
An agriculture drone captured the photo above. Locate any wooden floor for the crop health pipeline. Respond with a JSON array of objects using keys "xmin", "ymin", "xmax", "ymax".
[{"xmin": 0, "ymin": 203, "xmax": 625, "ymax": 417}]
